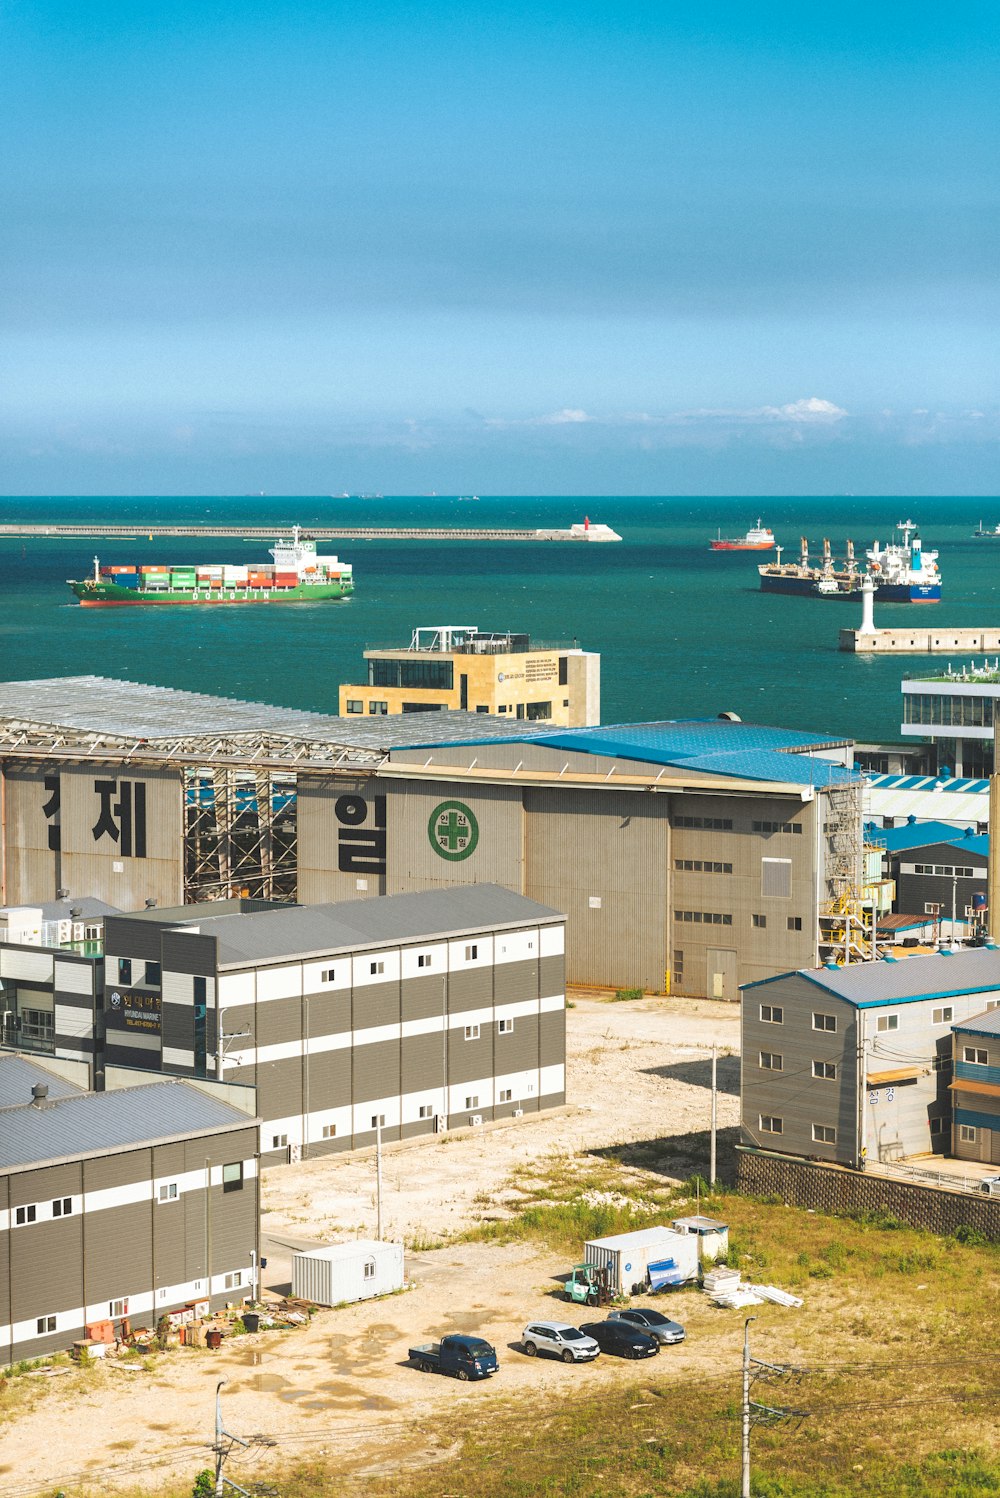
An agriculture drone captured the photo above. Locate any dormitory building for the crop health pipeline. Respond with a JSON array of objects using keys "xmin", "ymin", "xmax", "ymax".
[{"xmin": 0, "ymin": 1054, "xmax": 259, "ymax": 1363}]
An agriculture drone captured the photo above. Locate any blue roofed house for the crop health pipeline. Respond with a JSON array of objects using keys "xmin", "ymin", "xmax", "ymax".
[
  {"xmin": 866, "ymin": 819, "xmax": 989, "ymax": 941},
  {"xmin": 741, "ymin": 948, "xmax": 1000, "ymax": 1171}
]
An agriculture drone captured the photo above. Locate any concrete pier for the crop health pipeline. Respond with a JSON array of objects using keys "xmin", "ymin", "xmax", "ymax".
[
  {"xmin": 0, "ymin": 520, "xmax": 622, "ymax": 544},
  {"xmin": 841, "ymin": 624, "xmax": 1000, "ymax": 654}
]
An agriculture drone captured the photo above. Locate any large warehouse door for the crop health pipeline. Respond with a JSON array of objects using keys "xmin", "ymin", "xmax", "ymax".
[
  {"xmin": 706, "ymin": 948, "xmax": 738, "ymax": 1002},
  {"xmin": 524, "ymin": 788, "xmax": 668, "ymax": 991}
]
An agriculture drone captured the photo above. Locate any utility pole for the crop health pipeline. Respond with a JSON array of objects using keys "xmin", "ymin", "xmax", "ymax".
[
  {"xmin": 376, "ymin": 1117, "xmax": 384, "ymax": 1240},
  {"xmin": 710, "ymin": 1042, "xmax": 718, "ymax": 1186},
  {"xmin": 211, "ymin": 1380, "xmax": 275, "ymax": 1498},
  {"xmin": 742, "ymin": 1316, "xmax": 756, "ymax": 1498}
]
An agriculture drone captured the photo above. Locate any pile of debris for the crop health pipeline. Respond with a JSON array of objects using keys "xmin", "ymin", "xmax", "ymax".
[{"xmin": 702, "ymin": 1266, "xmax": 803, "ymax": 1310}]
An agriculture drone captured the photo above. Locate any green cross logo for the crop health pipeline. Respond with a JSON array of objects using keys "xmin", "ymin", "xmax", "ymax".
[{"xmin": 428, "ymin": 799, "xmax": 479, "ymax": 861}]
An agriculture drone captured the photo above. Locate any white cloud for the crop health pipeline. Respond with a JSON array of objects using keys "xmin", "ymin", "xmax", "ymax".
[{"xmin": 760, "ymin": 397, "xmax": 847, "ymax": 422}]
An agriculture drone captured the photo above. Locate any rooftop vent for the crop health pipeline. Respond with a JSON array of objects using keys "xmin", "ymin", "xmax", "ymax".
[
  {"xmin": 717, "ymin": 711, "xmax": 742, "ymax": 722},
  {"xmin": 56, "ymin": 887, "xmax": 69, "ymax": 900},
  {"xmin": 30, "ymin": 1083, "xmax": 48, "ymax": 1106},
  {"xmin": 70, "ymin": 906, "xmax": 82, "ymax": 919},
  {"xmin": 145, "ymin": 898, "xmax": 157, "ymax": 909}
]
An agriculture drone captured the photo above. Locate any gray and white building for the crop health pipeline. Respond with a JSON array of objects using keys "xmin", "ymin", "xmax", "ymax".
[
  {"xmin": 0, "ymin": 1055, "xmax": 259, "ymax": 1363},
  {"xmin": 102, "ymin": 885, "xmax": 567, "ymax": 1164},
  {"xmin": 0, "ymin": 898, "xmax": 117, "ymax": 1071},
  {"xmin": 741, "ymin": 948, "xmax": 1000, "ymax": 1168},
  {"xmin": 951, "ymin": 1007, "xmax": 1000, "ymax": 1165}
]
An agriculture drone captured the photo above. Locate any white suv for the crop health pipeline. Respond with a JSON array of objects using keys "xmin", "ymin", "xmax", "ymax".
[{"xmin": 521, "ymin": 1321, "xmax": 600, "ymax": 1363}]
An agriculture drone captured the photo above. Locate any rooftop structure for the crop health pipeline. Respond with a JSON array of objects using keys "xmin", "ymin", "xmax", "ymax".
[
  {"xmin": 745, "ymin": 945, "xmax": 1000, "ymax": 1008},
  {"xmin": 339, "ymin": 625, "xmax": 600, "ymax": 727},
  {"xmin": 901, "ymin": 667, "xmax": 1000, "ymax": 779}
]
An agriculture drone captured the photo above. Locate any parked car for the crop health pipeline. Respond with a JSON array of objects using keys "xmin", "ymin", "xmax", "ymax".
[
  {"xmin": 608, "ymin": 1308, "xmax": 685, "ymax": 1345},
  {"xmin": 580, "ymin": 1319, "xmax": 659, "ymax": 1360},
  {"xmin": 521, "ymin": 1321, "xmax": 600, "ymax": 1363},
  {"xmin": 408, "ymin": 1334, "xmax": 499, "ymax": 1380}
]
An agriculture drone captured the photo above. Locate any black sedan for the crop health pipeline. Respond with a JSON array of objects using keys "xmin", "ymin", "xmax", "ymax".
[
  {"xmin": 580, "ymin": 1320, "xmax": 659, "ymax": 1360},
  {"xmin": 608, "ymin": 1308, "xmax": 685, "ymax": 1346}
]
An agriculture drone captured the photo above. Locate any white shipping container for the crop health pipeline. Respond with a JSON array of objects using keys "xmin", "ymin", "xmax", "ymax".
[
  {"xmin": 672, "ymin": 1216, "xmax": 730, "ymax": 1264},
  {"xmin": 583, "ymin": 1226, "xmax": 699, "ymax": 1294},
  {"xmin": 292, "ymin": 1239, "xmax": 404, "ymax": 1306}
]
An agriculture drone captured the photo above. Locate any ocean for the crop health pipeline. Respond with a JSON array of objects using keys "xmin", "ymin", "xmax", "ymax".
[{"xmin": 2, "ymin": 494, "xmax": 997, "ymax": 745}]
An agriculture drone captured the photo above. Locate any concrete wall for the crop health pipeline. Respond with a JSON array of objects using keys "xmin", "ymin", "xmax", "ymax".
[{"xmin": 736, "ymin": 1146, "xmax": 1000, "ymax": 1241}]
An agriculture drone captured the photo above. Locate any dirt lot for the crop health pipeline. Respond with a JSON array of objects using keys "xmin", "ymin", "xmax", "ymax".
[{"xmin": 0, "ymin": 996, "xmax": 742, "ymax": 1498}]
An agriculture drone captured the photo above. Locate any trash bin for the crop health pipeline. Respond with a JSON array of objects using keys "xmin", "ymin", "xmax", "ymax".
[
  {"xmin": 242, "ymin": 1313, "xmax": 260, "ymax": 1334},
  {"xmin": 206, "ymin": 1329, "xmax": 223, "ymax": 1350}
]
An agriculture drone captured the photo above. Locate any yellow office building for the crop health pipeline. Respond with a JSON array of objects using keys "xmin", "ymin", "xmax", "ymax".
[{"xmin": 339, "ymin": 626, "xmax": 600, "ymax": 726}]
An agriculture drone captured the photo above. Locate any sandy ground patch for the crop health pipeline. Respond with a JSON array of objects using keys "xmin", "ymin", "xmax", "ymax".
[{"xmin": 0, "ymin": 995, "xmax": 741, "ymax": 1497}]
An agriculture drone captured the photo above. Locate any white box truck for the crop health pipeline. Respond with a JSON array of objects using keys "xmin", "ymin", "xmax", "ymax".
[{"xmin": 292, "ymin": 1239, "xmax": 404, "ymax": 1306}]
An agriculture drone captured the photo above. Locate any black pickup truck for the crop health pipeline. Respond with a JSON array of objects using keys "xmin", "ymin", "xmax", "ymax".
[{"xmin": 408, "ymin": 1334, "xmax": 499, "ymax": 1380}]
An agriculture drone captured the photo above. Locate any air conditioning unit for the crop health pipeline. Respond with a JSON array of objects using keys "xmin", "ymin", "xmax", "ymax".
[
  {"xmin": 468, "ymin": 1113, "xmax": 483, "ymax": 1127},
  {"xmin": 287, "ymin": 1143, "xmax": 302, "ymax": 1164},
  {"xmin": 433, "ymin": 1114, "xmax": 447, "ymax": 1134},
  {"xmin": 512, "ymin": 1108, "xmax": 524, "ymax": 1119}
]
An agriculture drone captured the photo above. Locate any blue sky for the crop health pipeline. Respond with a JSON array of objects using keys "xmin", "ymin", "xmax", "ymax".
[{"xmin": 2, "ymin": 1, "xmax": 998, "ymax": 494}]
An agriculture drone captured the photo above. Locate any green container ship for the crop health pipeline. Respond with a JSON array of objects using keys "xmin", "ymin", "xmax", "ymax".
[{"xmin": 68, "ymin": 528, "xmax": 354, "ymax": 607}]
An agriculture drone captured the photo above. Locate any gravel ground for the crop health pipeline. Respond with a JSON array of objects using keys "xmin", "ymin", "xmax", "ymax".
[{"xmin": 0, "ymin": 994, "xmax": 742, "ymax": 1498}]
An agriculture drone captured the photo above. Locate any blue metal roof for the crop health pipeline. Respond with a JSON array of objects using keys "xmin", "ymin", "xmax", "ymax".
[
  {"xmin": 867, "ymin": 773, "xmax": 992, "ymax": 796},
  {"xmin": 418, "ymin": 719, "xmax": 860, "ymax": 787},
  {"xmin": 743, "ymin": 947, "xmax": 1000, "ymax": 1008},
  {"xmin": 946, "ymin": 834, "xmax": 989, "ymax": 858},
  {"xmin": 871, "ymin": 819, "xmax": 980, "ymax": 853}
]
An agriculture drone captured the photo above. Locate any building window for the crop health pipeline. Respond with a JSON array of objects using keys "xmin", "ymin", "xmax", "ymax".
[
  {"xmin": 812, "ymin": 1124, "xmax": 836, "ymax": 1144},
  {"xmin": 224, "ymin": 1272, "xmax": 242, "ymax": 1291},
  {"xmin": 363, "ymin": 1259, "xmax": 376, "ymax": 1280},
  {"xmin": 877, "ymin": 1014, "xmax": 899, "ymax": 1033},
  {"xmin": 321, "ymin": 1123, "xmax": 337, "ymax": 1138},
  {"xmin": 109, "ymin": 1298, "xmax": 129, "ymax": 1317},
  {"xmin": 368, "ymin": 700, "xmax": 388, "ymax": 715},
  {"xmin": 464, "ymin": 1024, "xmax": 480, "ymax": 1040},
  {"xmin": 371, "ymin": 1113, "xmax": 386, "ymax": 1129},
  {"xmin": 964, "ymin": 1046, "xmax": 988, "ymax": 1065},
  {"xmin": 761, "ymin": 857, "xmax": 793, "ymax": 898},
  {"xmin": 36, "ymin": 1316, "xmax": 56, "ymax": 1334},
  {"xmin": 759, "ymin": 1115, "xmax": 783, "ymax": 1135},
  {"xmin": 144, "ymin": 961, "xmax": 162, "ymax": 986},
  {"xmin": 52, "ymin": 1197, "xmax": 72, "ymax": 1217},
  {"xmin": 674, "ymin": 910, "xmax": 733, "ymax": 925},
  {"xmin": 222, "ymin": 1163, "xmax": 243, "ymax": 1193},
  {"xmin": 912, "ymin": 863, "xmax": 976, "ymax": 877},
  {"xmin": 346, "ymin": 700, "xmax": 364, "ymax": 714},
  {"xmin": 929, "ymin": 1117, "xmax": 943, "ymax": 1135},
  {"xmin": 673, "ymin": 950, "xmax": 684, "ymax": 984},
  {"xmin": 465, "ymin": 1095, "xmax": 479, "ymax": 1110},
  {"xmin": 759, "ymin": 1051, "xmax": 782, "ymax": 1070},
  {"xmin": 812, "ymin": 1013, "xmax": 837, "ymax": 1032},
  {"xmin": 752, "ymin": 914, "xmax": 767, "ymax": 929},
  {"xmin": 465, "ymin": 943, "xmax": 478, "ymax": 960},
  {"xmin": 674, "ymin": 815, "xmax": 733, "ymax": 830},
  {"xmin": 499, "ymin": 1088, "xmax": 513, "ymax": 1103},
  {"xmin": 418, "ymin": 1105, "xmax": 433, "ymax": 1120},
  {"xmin": 813, "ymin": 1060, "xmax": 837, "ymax": 1080},
  {"xmin": 321, "ymin": 968, "xmax": 336, "ymax": 983},
  {"xmin": 760, "ymin": 1005, "xmax": 783, "ymax": 1024},
  {"xmin": 960, "ymin": 1124, "xmax": 977, "ymax": 1142},
  {"xmin": 674, "ymin": 859, "xmax": 732, "ymax": 873},
  {"xmin": 117, "ymin": 957, "xmax": 132, "ymax": 984},
  {"xmin": 271, "ymin": 1134, "xmax": 288, "ymax": 1149},
  {"xmin": 370, "ymin": 960, "xmax": 384, "ymax": 976},
  {"xmin": 417, "ymin": 953, "xmax": 432, "ymax": 969},
  {"xmin": 15, "ymin": 1205, "xmax": 37, "ymax": 1226},
  {"xmin": 193, "ymin": 975, "xmax": 207, "ymax": 1004},
  {"xmin": 753, "ymin": 820, "xmax": 802, "ymax": 835},
  {"xmin": 932, "ymin": 1006, "xmax": 953, "ymax": 1024},
  {"xmin": 158, "ymin": 1182, "xmax": 179, "ymax": 1203},
  {"xmin": 498, "ymin": 1018, "xmax": 513, "ymax": 1034},
  {"xmin": 986, "ymin": 1000, "xmax": 1000, "ymax": 1012},
  {"xmin": 787, "ymin": 916, "xmax": 803, "ymax": 932}
]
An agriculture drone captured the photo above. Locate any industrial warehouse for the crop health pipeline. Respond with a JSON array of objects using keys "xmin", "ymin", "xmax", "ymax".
[{"xmin": 0, "ymin": 675, "xmax": 866, "ymax": 995}]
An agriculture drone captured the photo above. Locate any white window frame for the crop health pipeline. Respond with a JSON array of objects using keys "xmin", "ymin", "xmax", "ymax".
[
  {"xmin": 464, "ymin": 943, "xmax": 479, "ymax": 961},
  {"xmin": 498, "ymin": 1017, "xmax": 513, "ymax": 1035},
  {"xmin": 371, "ymin": 1113, "xmax": 386, "ymax": 1129},
  {"xmin": 369, "ymin": 960, "xmax": 385, "ymax": 976},
  {"xmin": 759, "ymin": 1051, "xmax": 782, "ymax": 1071},
  {"xmin": 960, "ymin": 1124, "xmax": 977, "ymax": 1142},
  {"xmin": 498, "ymin": 1088, "xmax": 513, "ymax": 1103},
  {"xmin": 932, "ymin": 1006, "xmax": 953, "ymax": 1024},
  {"xmin": 759, "ymin": 1115, "xmax": 783, "ymax": 1135},
  {"xmin": 877, "ymin": 1014, "xmax": 899, "ymax": 1033},
  {"xmin": 363, "ymin": 1259, "xmax": 376, "ymax": 1281},
  {"xmin": 15, "ymin": 1204, "xmax": 37, "ymax": 1226},
  {"xmin": 812, "ymin": 1060, "xmax": 836, "ymax": 1080},
  {"xmin": 271, "ymin": 1134, "xmax": 288, "ymax": 1149},
  {"xmin": 812, "ymin": 1012, "xmax": 837, "ymax": 1033},
  {"xmin": 760, "ymin": 1005, "xmax": 783, "ymax": 1024},
  {"xmin": 321, "ymin": 968, "xmax": 336, "ymax": 983},
  {"xmin": 464, "ymin": 1094, "xmax": 479, "ymax": 1110},
  {"xmin": 158, "ymin": 1182, "xmax": 179, "ymax": 1204},
  {"xmin": 36, "ymin": 1315, "xmax": 56, "ymax": 1334},
  {"xmin": 964, "ymin": 1046, "xmax": 988, "ymax": 1066},
  {"xmin": 418, "ymin": 1104, "xmax": 433, "ymax": 1120},
  {"xmin": 417, "ymin": 952, "xmax": 432, "ymax": 969},
  {"xmin": 224, "ymin": 1272, "xmax": 242, "ymax": 1291},
  {"xmin": 109, "ymin": 1298, "xmax": 129, "ymax": 1318},
  {"xmin": 321, "ymin": 1123, "xmax": 337, "ymax": 1139},
  {"xmin": 464, "ymin": 1024, "xmax": 480, "ymax": 1041},
  {"xmin": 52, "ymin": 1196, "xmax": 73, "ymax": 1218},
  {"xmin": 812, "ymin": 1123, "xmax": 836, "ymax": 1144}
]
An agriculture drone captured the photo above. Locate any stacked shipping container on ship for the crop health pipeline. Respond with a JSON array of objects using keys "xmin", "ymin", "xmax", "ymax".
[{"xmin": 68, "ymin": 528, "xmax": 354, "ymax": 607}]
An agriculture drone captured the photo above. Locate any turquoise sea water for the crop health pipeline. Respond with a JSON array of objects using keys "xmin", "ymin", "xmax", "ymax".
[{"xmin": 2, "ymin": 495, "xmax": 998, "ymax": 744}]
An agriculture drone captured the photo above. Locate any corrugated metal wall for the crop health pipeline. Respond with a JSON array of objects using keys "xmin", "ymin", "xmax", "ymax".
[
  {"xmin": 382, "ymin": 777, "xmax": 524, "ymax": 894},
  {"xmin": 59, "ymin": 764, "xmax": 183, "ymax": 909},
  {"xmin": 523, "ymin": 787, "xmax": 669, "ymax": 990}
]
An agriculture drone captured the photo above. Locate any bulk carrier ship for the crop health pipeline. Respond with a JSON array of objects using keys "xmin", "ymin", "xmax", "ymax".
[
  {"xmin": 757, "ymin": 520, "xmax": 941, "ymax": 603},
  {"xmin": 68, "ymin": 528, "xmax": 354, "ymax": 607}
]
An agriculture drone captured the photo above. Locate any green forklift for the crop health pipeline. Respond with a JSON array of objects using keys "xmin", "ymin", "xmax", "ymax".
[{"xmin": 563, "ymin": 1262, "xmax": 612, "ymax": 1307}]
